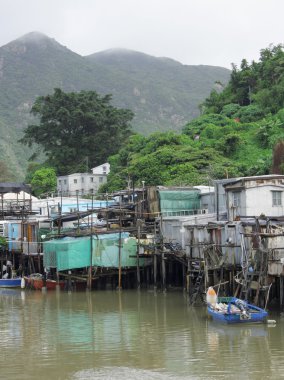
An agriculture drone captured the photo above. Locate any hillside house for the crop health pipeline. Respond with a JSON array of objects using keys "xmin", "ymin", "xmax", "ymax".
[
  {"xmin": 223, "ymin": 174, "xmax": 284, "ymax": 221},
  {"xmin": 57, "ymin": 163, "xmax": 110, "ymax": 196}
]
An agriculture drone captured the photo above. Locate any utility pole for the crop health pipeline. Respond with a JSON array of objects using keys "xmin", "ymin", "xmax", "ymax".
[{"xmin": 142, "ymin": 180, "xmax": 145, "ymax": 219}]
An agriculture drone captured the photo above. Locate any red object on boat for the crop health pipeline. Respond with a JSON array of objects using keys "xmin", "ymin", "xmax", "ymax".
[{"xmin": 25, "ymin": 274, "xmax": 65, "ymax": 290}]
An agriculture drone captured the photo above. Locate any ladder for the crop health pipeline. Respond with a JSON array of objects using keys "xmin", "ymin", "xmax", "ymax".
[
  {"xmin": 240, "ymin": 271, "xmax": 254, "ymax": 300},
  {"xmin": 190, "ymin": 269, "xmax": 204, "ymax": 305}
]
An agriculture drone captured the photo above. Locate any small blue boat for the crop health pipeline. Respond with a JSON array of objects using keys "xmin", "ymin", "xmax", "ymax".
[
  {"xmin": 0, "ymin": 278, "xmax": 22, "ymax": 288},
  {"xmin": 207, "ymin": 297, "xmax": 268, "ymax": 324}
]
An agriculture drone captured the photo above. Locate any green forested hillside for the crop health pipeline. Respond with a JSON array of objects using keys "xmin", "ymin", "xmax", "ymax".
[
  {"xmin": 87, "ymin": 49, "xmax": 230, "ymax": 134},
  {"xmin": 0, "ymin": 32, "xmax": 230, "ymax": 179},
  {"xmin": 102, "ymin": 45, "xmax": 284, "ymax": 192}
]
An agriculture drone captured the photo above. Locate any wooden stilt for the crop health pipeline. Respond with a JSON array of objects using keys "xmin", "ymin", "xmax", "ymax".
[
  {"xmin": 161, "ymin": 252, "xmax": 166, "ymax": 291},
  {"xmin": 280, "ymin": 276, "xmax": 283, "ymax": 310},
  {"xmin": 56, "ymin": 269, "xmax": 60, "ymax": 291},
  {"xmin": 136, "ymin": 222, "xmax": 141, "ymax": 289},
  {"xmin": 182, "ymin": 262, "xmax": 185, "ymax": 291},
  {"xmin": 153, "ymin": 254, "xmax": 157, "ymax": 290},
  {"xmin": 67, "ymin": 270, "xmax": 72, "ymax": 292}
]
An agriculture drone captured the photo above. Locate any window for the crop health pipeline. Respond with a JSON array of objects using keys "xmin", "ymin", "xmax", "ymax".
[
  {"xmin": 59, "ymin": 180, "xmax": 61, "ymax": 184},
  {"xmin": 103, "ymin": 166, "xmax": 107, "ymax": 174},
  {"xmin": 272, "ymin": 191, "xmax": 282, "ymax": 206},
  {"xmin": 81, "ymin": 177, "xmax": 84, "ymax": 183},
  {"xmin": 90, "ymin": 177, "xmax": 94, "ymax": 183},
  {"xmin": 232, "ymin": 192, "xmax": 241, "ymax": 207},
  {"xmin": 64, "ymin": 179, "xmax": 67, "ymax": 185},
  {"xmin": 74, "ymin": 179, "xmax": 77, "ymax": 184},
  {"xmin": 99, "ymin": 177, "xmax": 104, "ymax": 183}
]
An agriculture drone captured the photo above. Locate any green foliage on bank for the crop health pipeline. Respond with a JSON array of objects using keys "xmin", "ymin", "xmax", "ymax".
[{"xmin": 102, "ymin": 45, "xmax": 284, "ymax": 192}]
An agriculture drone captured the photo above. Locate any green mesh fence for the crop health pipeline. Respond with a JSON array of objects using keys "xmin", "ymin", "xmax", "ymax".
[
  {"xmin": 158, "ymin": 190, "xmax": 200, "ymax": 215},
  {"xmin": 43, "ymin": 232, "xmax": 148, "ymax": 271}
]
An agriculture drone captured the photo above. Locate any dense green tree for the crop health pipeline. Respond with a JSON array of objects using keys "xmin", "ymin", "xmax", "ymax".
[
  {"xmin": 101, "ymin": 130, "xmax": 248, "ymax": 191},
  {"xmin": 217, "ymin": 133, "xmax": 242, "ymax": 156},
  {"xmin": 30, "ymin": 167, "xmax": 57, "ymax": 197},
  {"xmin": 20, "ymin": 88, "xmax": 134, "ymax": 175},
  {"xmin": 24, "ymin": 162, "xmax": 43, "ymax": 184},
  {"xmin": 203, "ymin": 44, "xmax": 284, "ymax": 117},
  {"xmin": 236, "ymin": 105, "xmax": 265, "ymax": 122},
  {"xmin": 182, "ymin": 113, "xmax": 233, "ymax": 138},
  {"xmin": 220, "ymin": 103, "xmax": 241, "ymax": 118},
  {"xmin": 220, "ymin": 103, "xmax": 264, "ymax": 122}
]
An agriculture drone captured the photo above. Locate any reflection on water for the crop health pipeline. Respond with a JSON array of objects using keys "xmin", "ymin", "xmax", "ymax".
[
  {"xmin": 72, "ymin": 367, "xmax": 189, "ymax": 379},
  {"xmin": 0, "ymin": 288, "xmax": 283, "ymax": 379}
]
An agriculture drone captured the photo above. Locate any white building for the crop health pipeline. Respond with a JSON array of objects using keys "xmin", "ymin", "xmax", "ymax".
[
  {"xmin": 223, "ymin": 174, "xmax": 284, "ymax": 221},
  {"xmin": 57, "ymin": 163, "xmax": 110, "ymax": 196}
]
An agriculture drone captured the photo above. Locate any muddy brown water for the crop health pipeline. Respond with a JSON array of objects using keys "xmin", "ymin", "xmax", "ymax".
[{"xmin": 0, "ymin": 289, "xmax": 283, "ymax": 379}]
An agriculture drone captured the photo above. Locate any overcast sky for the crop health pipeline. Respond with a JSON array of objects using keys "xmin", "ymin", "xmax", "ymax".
[{"xmin": 0, "ymin": 0, "xmax": 283, "ymax": 68}]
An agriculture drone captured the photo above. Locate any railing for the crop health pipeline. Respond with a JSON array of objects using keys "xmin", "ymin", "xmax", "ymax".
[{"xmin": 161, "ymin": 209, "xmax": 208, "ymax": 217}]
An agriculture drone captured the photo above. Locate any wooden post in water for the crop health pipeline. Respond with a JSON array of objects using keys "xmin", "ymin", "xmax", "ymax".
[
  {"xmin": 160, "ymin": 215, "xmax": 166, "ymax": 292},
  {"xmin": 56, "ymin": 269, "xmax": 60, "ymax": 291},
  {"xmin": 153, "ymin": 254, "xmax": 157, "ymax": 290},
  {"xmin": 182, "ymin": 262, "xmax": 186, "ymax": 291},
  {"xmin": 136, "ymin": 220, "xmax": 141, "ymax": 289},
  {"xmin": 280, "ymin": 275, "xmax": 283, "ymax": 310},
  {"xmin": 187, "ymin": 258, "xmax": 191, "ymax": 295},
  {"xmin": 67, "ymin": 270, "xmax": 72, "ymax": 292},
  {"xmin": 161, "ymin": 253, "xmax": 166, "ymax": 291},
  {"xmin": 118, "ymin": 231, "xmax": 122, "ymax": 290},
  {"xmin": 168, "ymin": 261, "xmax": 173, "ymax": 288},
  {"xmin": 153, "ymin": 220, "xmax": 158, "ymax": 290},
  {"xmin": 42, "ymin": 268, "xmax": 47, "ymax": 293}
]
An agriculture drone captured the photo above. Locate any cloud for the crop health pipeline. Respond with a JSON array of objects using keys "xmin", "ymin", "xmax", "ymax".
[{"xmin": 0, "ymin": 0, "xmax": 283, "ymax": 68}]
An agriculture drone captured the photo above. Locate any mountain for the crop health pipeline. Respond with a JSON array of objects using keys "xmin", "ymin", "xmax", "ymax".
[
  {"xmin": 0, "ymin": 32, "xmax": 230, "ymax": 179},
  {"xmin": 86, "ymin": 49, "xmax": 230, "ymax": 133}
]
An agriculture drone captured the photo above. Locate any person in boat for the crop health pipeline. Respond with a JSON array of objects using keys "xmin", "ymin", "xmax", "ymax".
[{"xmin": 2, "ymin": 261, "xmax": 12, "ymax": 279}]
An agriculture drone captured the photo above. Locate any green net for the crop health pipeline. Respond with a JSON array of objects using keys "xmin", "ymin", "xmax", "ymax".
[
  {"xmin": 158, "ymin": 190, "xmax": 200, "ymax": 215},
  {"xmin": 43, "ymin": 232, "xmax": 148, "ymax": 271}
]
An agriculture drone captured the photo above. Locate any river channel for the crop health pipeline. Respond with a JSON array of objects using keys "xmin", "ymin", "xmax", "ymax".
[{"xmin": 0, "ymin": 289, "xmax": 284, "ymax": 379}]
